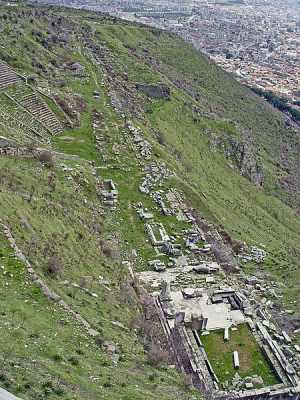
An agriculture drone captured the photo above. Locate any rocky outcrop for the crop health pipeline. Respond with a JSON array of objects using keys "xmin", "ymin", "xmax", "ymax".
[
  {"xmin": 216, "ymin": 135, "xmax": 263, "ymax": 187},
  {"xmin": 136, "ymin": 83, "xmax": 171, "ymax": 100}
]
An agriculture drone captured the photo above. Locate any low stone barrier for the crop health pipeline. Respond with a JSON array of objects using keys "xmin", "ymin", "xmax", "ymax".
[{"xmin": 0, "ymin": 221, "xmax": 100, "ymax": 338}]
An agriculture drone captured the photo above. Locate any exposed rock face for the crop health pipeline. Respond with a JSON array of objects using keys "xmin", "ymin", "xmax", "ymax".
[
  {"xmin": 136, "ymin": 83, "xmax": 171, "ymax": 99},
  {"xmin": 217, "ymin": 135, "xmax": 263, "ymax": 187}
]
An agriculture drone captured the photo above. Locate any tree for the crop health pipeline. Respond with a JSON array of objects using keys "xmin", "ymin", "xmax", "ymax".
[
  {"xmin": 46, "ymin": 256, "xmax": 62, "ymax": 277},
  {"xmin": 38, "ymin": 150, "xmax": 54, "ymax": 167}
]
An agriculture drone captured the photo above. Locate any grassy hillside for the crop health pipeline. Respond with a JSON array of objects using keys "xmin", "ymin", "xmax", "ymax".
[
  {"xmin": 0, "ymin": 156, "xmax": 199, "ymax": 400},
  {"xmin": 0, "ymin": 4, "xmax": 299, "ymax": 399},
  {"xmin": 88, "ymin": 22, "xmax": 300, "ymax": 301}
]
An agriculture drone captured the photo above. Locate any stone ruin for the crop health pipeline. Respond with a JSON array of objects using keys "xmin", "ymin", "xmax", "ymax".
[
  {"xmin": 92, "ymin": 110, "xmax": 109, "ymax": 161},
  {"xmin": 135, "ymin": 203, "xmax": 154, "ymax": 220},
  {"xmin": 238, "ymin": 245, "xmax": 267, "ymax": 263},
  {"xmin": 154, "ymin": 277, "xmax": 300, "ymax": 400},
  {"xmin": 63, "ymin": 62, "xmax": 86, "ymax": 76},
  {"xmin": 0, "ymin": 136, "xmax": 29, "ymax": 157},
  {"xmin": 0, "ymin": 61, "xmax": 21, "ymax": 90},
  {"xmin": 0, "ymin": 61, "xmax": 63, "ymax": 140},
  {"xmin": 139, "ymin": 162, "xmax": 171, "ymax": 194},
  {"xmin": 144, "ymin": 222, "xmax": 182, "ymax": 257},
  {"xmin": 149, "ymin": 259, "xmax": 166, "ymax": 272},
  {"xmin": 8, "ymin": 84, "xmax": 63, "ymax": 135},
  {"xmin": 145, "ymin": 223, "xmax": 170, "ymax": 246},
  {"xmin": 136, "ymin": 82, "xmax": 171, "ymax": 100},
  {"xmin": 98, "ymin": 179, "xmax": 118, "ymax": 207},
  {"xmin": 128, "ymin": 137, "xmax": 299, "ymax": 400},
  {"xmin": 0, "ymin": 146, "xmax": 27, "ymax": 157},
  {"xmin": 193, "ymin": 262, "xmax": 219, "ymax": 274},
  {"xmin": 135, "ymin": 177, "xmax": 299, "ymax": 399},
  {"xmin": 126, "ymin": 121, "xmax": 152, "ymax": 160},
  {"xmin": 151, "ymin": 190, "xmax": 173, "ymax": 216}
]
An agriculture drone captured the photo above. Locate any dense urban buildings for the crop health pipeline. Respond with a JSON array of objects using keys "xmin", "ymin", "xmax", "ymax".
[
  {"xmin": 122, "ymin": 1, "xmax": 300, "ymax": 107},
  {"xmin": 43, "ymin": 0, "xmax": 299, "ymax": 109}
]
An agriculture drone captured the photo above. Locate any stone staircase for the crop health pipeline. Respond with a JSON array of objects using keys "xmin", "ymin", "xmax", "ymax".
[
  {"xmin": 0, "ymin": 93, "xmax": 49, "ymax": 143},
  {"xmin": 0, "ymin": 61, "xmax": 64, "ymax": 136},
  {"xmin": 9, "ymin": 85, "xmax": 63, "ymax": 135},
  {"xmin": 0, "ymin": 62, "xmax": 21, "ymax": 90}
]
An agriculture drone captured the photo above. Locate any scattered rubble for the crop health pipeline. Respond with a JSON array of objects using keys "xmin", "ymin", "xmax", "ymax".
[
  {"xmin": 97, "ymin": 178, "xmax": 118, "ymax": 207},
  {"xmin": 136, "ymin": 82, "xmax": 171, "ymax": 100},
  {"xmin": 139, "ymin": 162, "xmax": 171, "ymax": 194},
  {"xmin": 149, "ymin": 259, "xmax": 166, "ymax": 272},
  {"xmin": 239, "ymin": 246, "xmax": 267, "ymax": 263}
]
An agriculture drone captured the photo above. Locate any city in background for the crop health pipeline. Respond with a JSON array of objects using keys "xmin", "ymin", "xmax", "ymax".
[{"xmin": 38, "ymin": 0, "xmax": 300, "ymax": 113}]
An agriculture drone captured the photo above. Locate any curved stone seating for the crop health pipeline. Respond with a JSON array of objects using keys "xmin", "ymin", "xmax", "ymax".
[
  {"xmin": 0, "ymin": 93, "xmax": 49, "ymax": 143},
  {"xmin": 8, "ymin": 85, "xmax": 63, "ymax": 135},
  {"xmin": 0, "ymin": 62, "xmax": 21, "ymax": 90}
]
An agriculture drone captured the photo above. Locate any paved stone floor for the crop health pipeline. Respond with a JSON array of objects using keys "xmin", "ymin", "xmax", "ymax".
[
  {"xmin": 0, "ymin": 388, "xmax": 22, "ymax": 400},
  {"xmin": 170, "ymin": 291, "xmax": 245, "ymax": 330}
]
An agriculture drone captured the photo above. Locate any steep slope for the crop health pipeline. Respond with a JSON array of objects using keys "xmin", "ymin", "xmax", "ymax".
[
  {"xmin": 0, "ymin": 4, "xmax": 299, "ymax": 400},
  {"xmin": 88, "ymin": 22, "xmax": 300, "ymax": 303},
  {"xmin": 0, "ymin": 156, "xmax": 199, "ymax": 400},
  {"xmin": 95, "ymin": 24, "xmax": 300, "ymax": 208}
]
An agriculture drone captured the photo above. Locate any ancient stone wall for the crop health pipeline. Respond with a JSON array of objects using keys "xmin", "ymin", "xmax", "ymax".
[{"xmin": 136, "ymin": 83, "xmax": 171, "ymax": 99}]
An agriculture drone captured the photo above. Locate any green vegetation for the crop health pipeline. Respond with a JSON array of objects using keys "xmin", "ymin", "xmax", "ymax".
[
  {"xmin": 251, "ymin": 86, "xmax": 300, "ymax": 122},
  {"xmin": 201, "ymin": 325, "xmax": 280, "ymax": 386},
  {"xmin": 0, "ymin": 3, "xmax": 299, "ymax": 399},
  {"xmin": 93, "ymin": 22, "xmax": 300, "ymax": 304},
  {"xmin": 0, "ymin": 157, "xmax": 200, "ymax": 400}
]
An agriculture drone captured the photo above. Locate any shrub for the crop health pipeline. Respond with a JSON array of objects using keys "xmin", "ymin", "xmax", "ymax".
[
  {"xmin": 54, "ymin": 95, "xmax": 74, "ymax": 118},
  {"xmin": 52, "ymin": 353, "xmax": 63, "ymax": 362},
  {"xmin": 148, "ymin": 373, "xmax": 158, "ymax": 382},
  {"xmin": 130, "ymin": 316, "xmax": 154, "ymax": 337},
  {"xmin": 181, "ymin": 373, "xmax": 193, "ymax": 389},
  {"xmin": 38, "ymin": 150, "xmax": 54, "ymax": 167},
  {"xmin": 93, "ymin": 223, "xmax": 103, "ymax": 235},
  {"xmin": 147, "ymin": 344, "xmax": 169, "ymax": 366},
  {"xmin": 100, "ymin": 240, "xmax": 119, "ymax": 259},
  {"xmin": 68, "ymin": 356, "xmax": 79, "ymax": 366},
  {"xmin": 139, "ymin": 293, "xmax": 155, "ymax": 308},
  {"xmin": 102, "ymin": 244, "xmax": 113, "ymax": 258},
  {"xmin": 53, "ymin": 387, "xmax": 65, "ymax": 396},
  {"xmin": 95, "ymin": 335, "xmax": 104, "ymax": 347},
  {"xmin": 46, "ymin": 256, "xmax": 62, "ymax": 276},
  {"xmin": 74, "ymin": 95, "xmax": 86, "ymax": 112},
  {"xmin": 27, "ymin": 75, "xmax": 37, "ymax": 85},
  {"xmin": 157, "ymin": 131, "xmax": 166, "ymax": 146}
]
